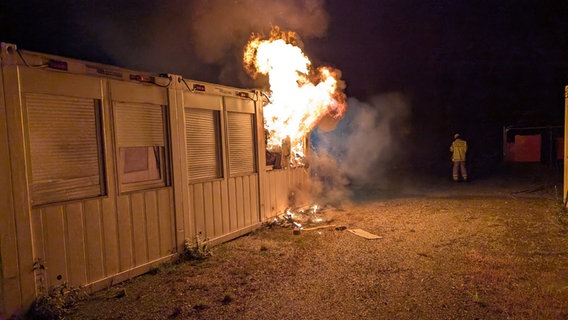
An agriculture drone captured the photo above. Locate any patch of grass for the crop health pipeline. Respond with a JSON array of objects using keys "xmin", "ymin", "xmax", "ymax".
[
  {"xmin": 148, "ymin": 266, "xmax": 160, "ymax": 275},
  {"xmin": 181, "ymin": 236, "xmax": 212, "ymax": 262},
  {"xmin": 292, "ymin": 235, "xmax": 322, "ymax": 251},
  {"xmin": 557, "ymin": 205, "xmax": 568, "ymax": 225},
  {"xmin": 158, "ymin": 261, "xmax": 183, "ymax": 274},
  {"xmin": 27, "ymin": 283, "xmax": 87, "ymax": 320},
  {"xmin": 109, "ymin": 288, "xmax": 127, "ymax": 299}
]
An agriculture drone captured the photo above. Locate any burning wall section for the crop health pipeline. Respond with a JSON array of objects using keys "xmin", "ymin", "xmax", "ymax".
[{"xmin": 243, "ymin": 27, "xmax": 347, "ymax": 170}]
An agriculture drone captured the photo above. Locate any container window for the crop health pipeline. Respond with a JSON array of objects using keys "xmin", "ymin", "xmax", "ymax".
[{"xmin": 114, "ymin": 102, "xmax": 170, "ymax": 192}]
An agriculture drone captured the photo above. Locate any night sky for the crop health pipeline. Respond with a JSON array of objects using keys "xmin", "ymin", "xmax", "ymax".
[{"xmin": 2, "ymin": 0, "xmax": 568, "ymax": 173}]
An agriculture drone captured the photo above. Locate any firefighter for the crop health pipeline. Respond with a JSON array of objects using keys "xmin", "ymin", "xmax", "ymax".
[{"xmin": 450, "ymin": 133, "xmax": 468, "ymax": 182}]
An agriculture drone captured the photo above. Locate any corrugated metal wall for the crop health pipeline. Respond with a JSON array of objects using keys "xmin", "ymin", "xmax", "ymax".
[
  {"xmin": 30, "ymin": 189, "xmax": 175, "ymax": 291},
  {"xmin": 188, "ymin": 176, "xmax": 259, "ymax": 243},
  {"xmin": 177, "ymin": 90, "xmax": 262, "ymax": 244},
  {"xmin": 261, "ymin": 168, "xmax": 310, "ymax": 219}
]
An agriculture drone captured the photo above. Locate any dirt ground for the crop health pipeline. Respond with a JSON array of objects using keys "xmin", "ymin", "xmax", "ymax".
[{"xmin": 30, "ymin": 164, "xmax": 568, "ymax": 319}]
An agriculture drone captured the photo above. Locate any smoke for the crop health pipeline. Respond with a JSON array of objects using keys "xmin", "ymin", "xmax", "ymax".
[
  {"xmin": 310, "ymin": 92, "xmax": 411, "ymax": 204},
  {"xmin": 72, "ymin": 0, "xmax": 329, "ymax": 86},
  {"xmin": 189, "ymin": 0, "xmax": 329, "ymax": 62}
]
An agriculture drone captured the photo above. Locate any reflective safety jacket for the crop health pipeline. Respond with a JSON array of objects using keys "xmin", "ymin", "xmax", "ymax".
[{"xmin": 450, "ymin": 138, "xmax": 467, "ymax": 162}]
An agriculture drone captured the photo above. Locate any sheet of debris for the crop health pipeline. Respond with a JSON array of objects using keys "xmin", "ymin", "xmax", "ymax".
[{"xmin": 347, "ymin": 228, "xmax": 383, "ymax": 240}]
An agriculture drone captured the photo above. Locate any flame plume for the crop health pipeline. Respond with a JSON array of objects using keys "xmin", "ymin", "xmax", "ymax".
[{"xmin": 244, "ymin": 27, "xmax": 347, "ymax": 167}]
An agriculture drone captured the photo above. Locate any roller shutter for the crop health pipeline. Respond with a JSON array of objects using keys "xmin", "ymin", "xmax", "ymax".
[
  {"xmin": 185, "ymin": 108, "xmax": 222, "ymax": 181},
  {"xmin": 227, "ymin": 112, "xmax": 256, "ymax": 175},
  {"xmin": 26, "ymin": 93, "xmax": 104, "ymax": 205},
  {"xmin": 114, "ymin": 102, "xmax": 165, "ymax": 147}
]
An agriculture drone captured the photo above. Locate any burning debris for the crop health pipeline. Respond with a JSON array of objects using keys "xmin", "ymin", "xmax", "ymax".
[
  {"xmin": 266, "ymin": 204, "xmax": 382, "ymax": 240},
  {"xmin": 266, "ymin": 204, "xmax": 345, "ymax": 235}
]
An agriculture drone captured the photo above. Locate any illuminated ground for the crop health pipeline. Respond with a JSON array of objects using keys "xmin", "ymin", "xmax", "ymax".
[{"xmin": 32, "ymin": 164, "xmax": 568, "ymax": 320}]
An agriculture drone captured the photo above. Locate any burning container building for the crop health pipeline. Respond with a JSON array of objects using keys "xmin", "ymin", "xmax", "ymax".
[{"xmin": 0, "ymin": 42, "xmax": 310, "ymax": 317}]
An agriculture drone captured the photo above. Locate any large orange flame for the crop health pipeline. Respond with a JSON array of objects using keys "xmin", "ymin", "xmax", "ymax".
[{"xmin": 244, "ymin": 27, "xmax": 347, "ymax": 167}]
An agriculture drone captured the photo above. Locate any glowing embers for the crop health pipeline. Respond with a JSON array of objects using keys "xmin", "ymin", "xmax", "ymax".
[
  {"xmin": 268, "ymin": 204, "xmax": 342, "ymax": 235},
  {"xmin": 244, "ymin": 27, "xmax": 347, "ymax": 167}
]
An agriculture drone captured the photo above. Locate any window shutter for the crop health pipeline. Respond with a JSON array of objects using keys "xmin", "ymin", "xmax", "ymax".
[
  {"xmin": 185, "ymin": 108, "xmax": 222, "ymax": 181},
  {"xmin": 114, "ymin": 102, "xmax": 169, "ymax": 192},
  {"xmin": 114, "ymin": 102, "xmax": 165, "ymax": 147},
  {"xmin": 26, "ymin": 93, "xmax": 104, "ymax": 205},
  {"xmin": 227, "ymin": 112, "xmax": 256, "ymax": 175}
]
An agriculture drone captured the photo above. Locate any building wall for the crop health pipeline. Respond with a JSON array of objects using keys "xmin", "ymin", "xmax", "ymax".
[
  {"xmin": 174, "ymin": 85, "xmax": 263, "ymax": 245},
  {"xmin": 261, "ymin": 168, "xmax": 311, "ymax": 219},
  {"xmin": 188, "ymin": 175, "xmax": 260, "ymax": 243},
  {"xmin": 11, "ymin": 64, "xmax": 178, "ymax": 299}
]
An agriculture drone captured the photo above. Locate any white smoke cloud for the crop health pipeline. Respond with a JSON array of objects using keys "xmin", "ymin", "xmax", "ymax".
[{"xmin": 310, "ymin": 92, "xmax": 411, "ymax": 204}]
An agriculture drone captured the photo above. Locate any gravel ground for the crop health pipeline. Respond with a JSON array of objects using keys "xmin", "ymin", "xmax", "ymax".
[{"xmin": 27, "ymin": 165, "xmax": 568, "ymax": 320}]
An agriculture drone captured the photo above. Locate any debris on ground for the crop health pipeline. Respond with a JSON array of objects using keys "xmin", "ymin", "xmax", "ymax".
[
  {"xmin": 347, "ymin": 228, "xmax": 383, "ymax": 240},
  {"xmin": 266, "ymin": 204, "xmax": 339, "ymax": 233}
]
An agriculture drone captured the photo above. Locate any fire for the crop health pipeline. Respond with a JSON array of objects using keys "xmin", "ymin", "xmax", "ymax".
[{"xmin": 244, "ymin": 27, "xmax": 347, "ymax": 167}]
